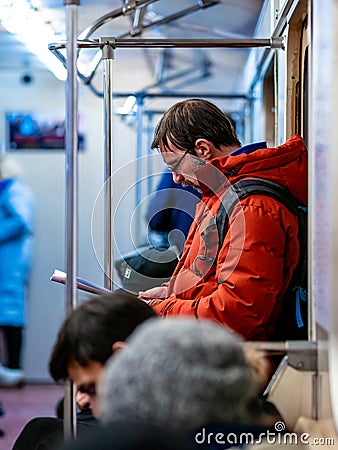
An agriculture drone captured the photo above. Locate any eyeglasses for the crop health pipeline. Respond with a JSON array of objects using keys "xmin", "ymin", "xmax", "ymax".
[
  {"xmin": 167, "ymin": 149, "xmax": 190, "ymax": 174},
  {"xmin": 78, "ymin": 382, "xmax": 96, "ymax": 397}
]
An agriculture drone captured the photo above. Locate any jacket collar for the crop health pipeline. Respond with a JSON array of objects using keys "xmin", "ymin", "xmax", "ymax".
[
  {"xmin": 0, "ymin": 178, "xmax": 14, "ymax": 194},
  {"xmin": 195, "ymin": 141, "xmax": 267, "ymax": 195}
]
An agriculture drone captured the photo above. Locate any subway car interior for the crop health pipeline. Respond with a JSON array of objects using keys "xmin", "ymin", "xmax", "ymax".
[{"xmin": 1, "ymin": 0, "xmax": 338, "ymax": 448}]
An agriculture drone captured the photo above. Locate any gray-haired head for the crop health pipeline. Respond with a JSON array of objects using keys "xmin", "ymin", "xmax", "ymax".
[{"xmin": 98, "ymin": 317, "xmax": 258, "ymax": 432}]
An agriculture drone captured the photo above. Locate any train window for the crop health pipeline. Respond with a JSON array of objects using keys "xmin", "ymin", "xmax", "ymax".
[{"xmin": 262, "ymin": 58, "xmax": 276, "ymax": 147}]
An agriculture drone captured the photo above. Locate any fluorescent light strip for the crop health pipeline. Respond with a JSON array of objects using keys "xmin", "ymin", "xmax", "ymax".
[{"xmin": 0, "ymin": 0, "xmax": 67, "ymax": 81}]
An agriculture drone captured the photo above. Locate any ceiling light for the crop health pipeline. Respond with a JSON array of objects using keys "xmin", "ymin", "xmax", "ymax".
[{"xmin": 0, "ymin": 0, "xmax": 67, "ymax": 80}]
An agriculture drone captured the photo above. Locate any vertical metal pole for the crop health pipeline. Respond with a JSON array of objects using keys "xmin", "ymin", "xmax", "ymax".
[
  {"xmin": 146, "ymin": 112, "xmax": 153, "ymax": 196},
  {"xmin": 135, "ymin": 94, "xmax": 144, "ymax": 244},
  {"xmin": 63, "ymin": 0, "xmax": 79, "ymax": 442},
  {"xmin": 101, "ymin": 41, "xmax": 114, "ymax": 290}
]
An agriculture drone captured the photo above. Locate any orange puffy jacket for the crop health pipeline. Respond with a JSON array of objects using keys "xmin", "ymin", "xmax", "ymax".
[{"xmin": 150, "ymin": 135, "xmax": 308, "ymax": 341}]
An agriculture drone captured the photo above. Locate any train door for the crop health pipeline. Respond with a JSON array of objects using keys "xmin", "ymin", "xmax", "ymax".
[{"xmin": 266, "ymin": 0, "xmax": 338, "ymax": 444}]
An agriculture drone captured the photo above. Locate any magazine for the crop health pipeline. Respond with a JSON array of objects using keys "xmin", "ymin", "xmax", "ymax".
[{"xmin": 50, "ymin": 269, "xmax": 111, "ymax": 295}]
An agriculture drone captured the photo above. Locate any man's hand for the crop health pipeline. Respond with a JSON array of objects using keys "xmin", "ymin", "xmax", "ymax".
[
  {"xmin": 138, "ymin": 285, "xmax": 168, "ymax": 301},
  {"xmin": 76, "ymin": 391, "xmax": 91, "ymax": 411}
]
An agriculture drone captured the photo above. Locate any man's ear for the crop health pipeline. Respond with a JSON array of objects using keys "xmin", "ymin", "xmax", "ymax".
[
  {"xmin": 194, "ymin": 138, "xmax": 214, "ymax": 161},
  {"xmin": 112, "ymin": 341, "xmax": 125, "ymax": 353}
]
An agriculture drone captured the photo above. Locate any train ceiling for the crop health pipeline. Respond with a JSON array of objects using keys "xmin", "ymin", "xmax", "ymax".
[{"xmin": 0, "ymin": 0, "xmax": 265, "ymax": 95}]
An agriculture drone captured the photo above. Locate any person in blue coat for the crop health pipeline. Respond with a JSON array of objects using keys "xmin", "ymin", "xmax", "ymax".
[
  {"xmin": 0, "ymin": 156, "xmax": 34, "ymax": 386},
  {"xmin": 146, "ymin": 169, "xmax": 201, "ymax": 254}
]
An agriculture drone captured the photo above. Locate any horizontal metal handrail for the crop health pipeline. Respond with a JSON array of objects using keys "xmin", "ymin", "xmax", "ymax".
[{"xmin": 49, "ymin": 36, "xmax": 284, "ymax": 51}]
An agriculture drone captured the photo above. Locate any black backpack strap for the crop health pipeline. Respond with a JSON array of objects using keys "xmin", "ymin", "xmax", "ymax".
[
  {"xmin": 216, "ymin": 177, "xmax": 308, "ymax": 339},
  {"xmin": 216, "ymin": 177, "xmax": 301, "ymax": 246}
]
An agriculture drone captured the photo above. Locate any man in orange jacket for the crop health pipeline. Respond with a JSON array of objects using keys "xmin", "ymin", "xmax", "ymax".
[{"xmin": 139, "ymin": 98, "xmax": 308, "ymax": 341}]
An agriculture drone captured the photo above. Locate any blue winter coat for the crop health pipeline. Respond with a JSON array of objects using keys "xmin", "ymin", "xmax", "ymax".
[
  {"xmin": 0, "ymin": 177, "xmax": 34, "ymax": 326},
  {"xmin": 146, "ymin": 170, "xmax": 201, "ymax": 252}
]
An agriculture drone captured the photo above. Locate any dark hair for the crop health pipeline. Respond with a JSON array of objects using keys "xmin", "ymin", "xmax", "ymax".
[
  {"xmin": 49, "ymin": 291, "xmax": 157, "ymax": 381},
  {"xmin": 151, "ymin": 99, "xmax": 241, "ymax": 153}
]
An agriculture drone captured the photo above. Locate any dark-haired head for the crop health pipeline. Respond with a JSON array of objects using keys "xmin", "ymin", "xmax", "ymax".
[
  {"xmin": 151, "ymin": 99, "xmax": 241, "ymax": 154},
  {"xmin": 49, "ymin": 291, "xmax": 157, "ymax": 381}
]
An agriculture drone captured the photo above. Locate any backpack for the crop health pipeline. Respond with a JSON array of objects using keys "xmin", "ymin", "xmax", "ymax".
[
  {"xmin": 115, "ymin": 245, "xmax": 179, "ymax": 293},
  {"xmin": 215, "ymin": 177, "xmax": 308, "ymax": 341}
]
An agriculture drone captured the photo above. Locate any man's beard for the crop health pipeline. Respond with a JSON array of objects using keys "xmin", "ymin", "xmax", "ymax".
[{"xmin": 181, "ymin": 180, "xmax": 202, "ymax": 193}]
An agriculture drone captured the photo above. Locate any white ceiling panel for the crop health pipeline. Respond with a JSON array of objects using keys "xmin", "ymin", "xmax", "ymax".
[{"xmin": 0, "ymin": 0, "xmax": 265, "ymax": 94}]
